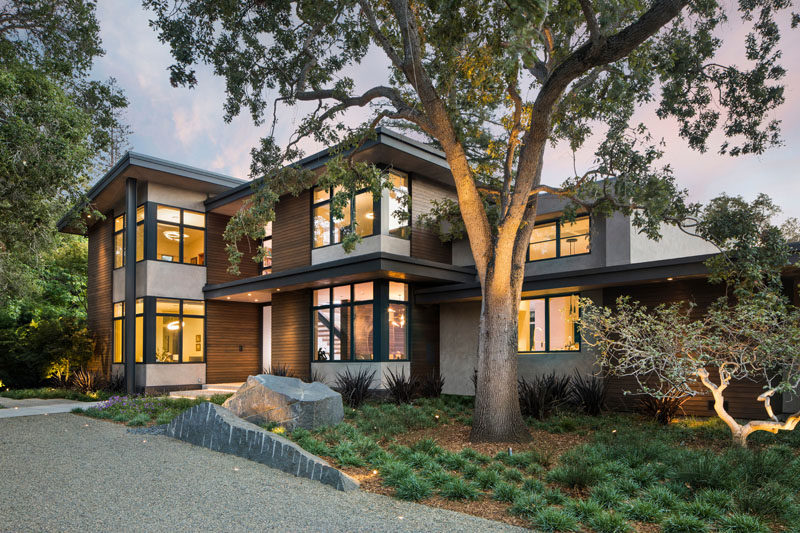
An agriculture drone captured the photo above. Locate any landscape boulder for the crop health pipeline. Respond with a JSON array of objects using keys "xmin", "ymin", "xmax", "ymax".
[{"xmin": 222, "ymin": 374, "xmax": 344, "ymax": 430}]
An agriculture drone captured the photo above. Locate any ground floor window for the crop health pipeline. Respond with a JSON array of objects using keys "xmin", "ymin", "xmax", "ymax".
[
  {"xmin": 155, "ymin": 298, "xmax": 205, "ymax": 363},
  {"xmin": 312, "ymin": 281, "xmax": 409, "ymax": 362},
  {"xmin": 518, "ymin": 294, "xmax": 580, "ymax": 353},
  {"xmin": 112, "ymin": 299, "xmax": 143, "ymax": 363}
]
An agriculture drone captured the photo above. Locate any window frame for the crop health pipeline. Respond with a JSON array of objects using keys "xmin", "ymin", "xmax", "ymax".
[
  {"xmin": 113, "ymin": 205, "xmax": 147, "ymax": 270},
  {"xmin": 387, "ymin": 281, "xmax": 410, "ymax": 361},
  {"xmin": 517, "ymin": 293, "xmax": 581, "ymax": 354},
  {"xmin": 311, "ymin": 186, "xmax": 378, "ymax": 249},
  {"xmin": 261, "ymin": 222, "xmax": 273, "ymax": 275},
  {"xmin": 312, "ymin": 282, "xmax": 376, "ymax": 362},
  {"xmin": 153, "ymin": 298, "xmax": 206, "ymax": 364},
  {"xmin": 154, "ymin": 203, "xmax": 206, "ymax": 266},
  {"xmin": 111, "ymin": 298, "xmax": 144, "ymax": 363},
  {"xmin": 526, "ymin": 215, "xmax": 591, "ymax": 263}
]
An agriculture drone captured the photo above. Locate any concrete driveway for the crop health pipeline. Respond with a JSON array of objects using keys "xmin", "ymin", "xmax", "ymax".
[{"xmin": 0, "ymin": 414, "xmax": 526, "ymax": 532}]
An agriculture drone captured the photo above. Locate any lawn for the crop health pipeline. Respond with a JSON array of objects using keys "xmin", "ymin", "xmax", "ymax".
[
  {"xmin": 283, "ymin": 397, "xmax": 800, "ymax": 532},
  {"xmin": 0, "ymin": 387, "xmax": 113, "ymax": 402},
  {"xmin": 76, "ymin": 394, "xmax": 232, "ymax": 426}
]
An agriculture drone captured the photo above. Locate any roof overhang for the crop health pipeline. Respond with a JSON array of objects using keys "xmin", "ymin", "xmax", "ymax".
[
  {"xmin": 205, "ymin": 127, "xmax": 451, "ymax": 216},
  {"xmin": 58, "ymin": 152, "xmax": 246, "ymax": 234},
  {"xmin": 204, "ymin": 252, "xmax": 475, "ymax": 302}
]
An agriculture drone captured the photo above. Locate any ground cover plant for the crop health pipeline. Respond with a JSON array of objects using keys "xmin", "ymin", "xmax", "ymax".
[
  {"xmin": 75, "ymin": 394, "xmax": 232, "ymax": 426},
  {"xmin": 285, "ymin": 396, "xmax": 800, "ymax": 531},
  {"xmin": 0, "ymin": 387, "xmax": 112, "ymax": 402}
]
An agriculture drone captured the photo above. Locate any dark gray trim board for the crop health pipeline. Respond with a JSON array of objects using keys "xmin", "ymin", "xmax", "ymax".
[
  {"xmin": 415, "ymin": 253, "xmax": 721, "ymax": 304},
  {"xmin": 124, "ymin": 178, "xmax": 137, "ymax": 394},
  {"xmin": 204, "ymin": 252, "xmax": 476, "ymax": 299}
]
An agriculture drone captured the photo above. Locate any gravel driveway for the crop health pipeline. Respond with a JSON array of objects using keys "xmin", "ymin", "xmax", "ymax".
[{"xmin": 0, "ymin": 414, "xmax": 527, "ymax": 532}]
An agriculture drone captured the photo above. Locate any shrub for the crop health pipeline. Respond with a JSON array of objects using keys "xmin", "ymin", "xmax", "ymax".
[
  {"xmin": 637, "ymin": 394, "xmax": 689, "ymax": 425},
  {"xmin": 418, "ymin": 371, "xmax": 444, "ymax": 398},
  {"xmin": 673, "ymin": 451, "xmax": 734, "ymax": 490},
  {"xmin": 644, "ymin": 485, "xmax": 680, "ymax": 511},
  {"xmin": 717, "ymin": 513, "xmax": 771, "ymax": 533},
  {"xmin": 677, "ymin": 500, "xmax": 722, "ymax": 521},
  {"xmin": 438, "ymin": 451, "xmax": 470, "ymax": 471},
  {"xmin": 734, "ymin": 482, "xmax": 793, "ymax": 518},
  {"xmin": 428, "ymin": 470, "xmax": 457, "ymax": 488},
  {"xmin": 335, "ymin": 368, "xmax": 375, "ymax": 408},
  {"xmin": 380, "ymin": 461, "xmax": 414, "ymax": 487},
  {"xmin": 410, "ymin": 437, "xmax": 442, "ymax": 456},
  {"xmin": 660, "ymin": 514, "xmax": 708, "ymax": 533},
  {"xmin": 309, "ymin": 368, "xmax": 327, "ymax": 384},
  {"xmin": 70, "ymin": 368, "xmax": 101, "ymax": 394},
  {"xmin": 543, "ymin": 488, "xmax": 568, "ymax": 505},
  {"xmin": 531, "ymin": 507, "xmax": 579, "ymax": 532},
  {"xmin": 492, "ymin": 481, "xmax": 521, "ymax": 502},
  {"xmin": 587, "ymin": 511, "xmax": 632, "ymax": 533},
  {"xmin": 567, "ymin": 498, "xmax": 603, "ymax": 522},
  {"xmin": 262, "ymin": 364, "xmax": 294, "ymax": 377},
  {"xmin": 126, "ymin": 413, "xmax": 151, "ymax": 426},
  {"xmin": 590, "ymin": 483, "xmax": 624, "ymax": 509},
  {"xmin": 384, "ymin": 367, "xmax": 417, "ymax": 404},
  {"xmin": 622, "ymin": 499, "xmax": 662, "ymax": 522},
  {"xmin": 406, "ymin": 451, "xmax": 437, "ymax": 471},
  {"xmin": 106, "ymin": 372, "xmax": 125, "ymax": 392},
  {"xmin": 694, "ymin": 488, "xmax": 733, "ymax": 511},
  {"xmin": 393, "ymin": 474, "xmax": 432, "ymax": 501},
  {"xmin": 518, "ymin": 372, "xmax": 572, "ymax": 419},
  {"xmin": 439, "ymin": 477, "xmax": 481, "ymax": 501},
  {"xmin": 570, "ymin": 371, "xmax": 607, "ymax": 415},
  {"xmin": 522, "ymin": 477, "xmax": 545, "ymax": 493},
  {"xmin": 547, "ymin": 463, "xmax": 604, "ymax": 489},
  {"xmin": 510, "ymin": 492, "xmax": 548, "ymax": 518},
  {"xmin": 474, "ymin": 469, "xmax": 501, "ymax": 490}
]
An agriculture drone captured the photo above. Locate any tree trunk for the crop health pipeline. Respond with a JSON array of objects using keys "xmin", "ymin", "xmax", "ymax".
[{"xmin": 469, "ymin": 275, "xmax": 531, "ymax": 442}]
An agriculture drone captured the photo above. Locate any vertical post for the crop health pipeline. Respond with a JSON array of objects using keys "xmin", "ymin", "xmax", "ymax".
[{"xmin": 125, "ymin": 178, "xmax": 137, "ymax": 394}]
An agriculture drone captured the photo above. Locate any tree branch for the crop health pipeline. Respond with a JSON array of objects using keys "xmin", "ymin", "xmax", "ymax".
[{"xmin": 578, "ymin": 0, "xmax": 602, "ymax": 46}]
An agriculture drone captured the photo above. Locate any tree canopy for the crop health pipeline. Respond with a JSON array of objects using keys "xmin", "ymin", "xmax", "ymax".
[
  {"xmin": 144, "ymin": 0, "xmax": 797, "ymax": 441},
  {"xmin": 0, "ymin": 0, "xmax": 131, "ymax": 302}
]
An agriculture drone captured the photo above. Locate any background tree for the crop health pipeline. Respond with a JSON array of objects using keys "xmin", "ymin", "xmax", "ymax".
[
  {"xmin": 0, "ymin": 0, "xmax": 131, "ymax": 303},
  {"xmin": 144, "ymin": 0, "xmax": 796, "ymax": 441},
  {"xmin": 581, "ymin": 195, "xmax": 800, "ymax": 447}
]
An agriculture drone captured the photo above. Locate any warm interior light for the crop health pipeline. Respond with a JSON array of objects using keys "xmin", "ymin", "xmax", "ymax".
[
  {"xmin": 226, "ymin": 296, "xmax": 230, "ymax": 300},
  {"xmin": 166, "ymin": 320, "xmax": 183, "ymax": 331},
  {"xmin": 667, "ymin": 277, "xmax": 674, "ymax": 281},
  {"xmin": 254, "ymin": 299, "xmax": 259, "ymax": 302},
  {"xmin": 365, "ymin": 212, "xmax": 375, "ymax": 220},
  {"xmin": 247, "ymin": 293, "xmax": 252, "ymax": 296},
  {"xmin": 163, "ymin": 230, "xmax": 188, "ymax": 241}
]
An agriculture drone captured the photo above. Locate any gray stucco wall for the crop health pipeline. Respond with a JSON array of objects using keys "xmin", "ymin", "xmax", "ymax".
[
  {"xmin": 439, "ymin": 290, "xmax": 602, "ymax": 396},
  {"xmin": 629, "ymin": 221, "xmax": 717, "ymax": 264},
  {"xmin": 112, "ymin": 261, "xmax": 206, "ymax": 301}
]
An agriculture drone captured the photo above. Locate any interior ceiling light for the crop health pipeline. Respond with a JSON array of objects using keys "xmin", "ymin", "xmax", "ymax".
[
  {"xmin": 166, "ymin": 321, "xmax": 184, "ymax": 331},
  {"xmin": 163, "ymin": 230, "xmax": 188, "ymax": 241},
  {"xmin": 365, "ymin": 212, "xmax": 375, "ymax": 220}
]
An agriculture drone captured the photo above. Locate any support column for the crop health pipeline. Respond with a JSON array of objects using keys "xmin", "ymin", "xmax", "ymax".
[{"xmin": 124, "ymin": 178, "xmax": 137, "ymax": 394}]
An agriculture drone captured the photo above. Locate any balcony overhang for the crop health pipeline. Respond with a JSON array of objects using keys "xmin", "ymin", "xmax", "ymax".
[{"xmin": 204, "ymin": 252, "xmax": 476, "ymax": 302}]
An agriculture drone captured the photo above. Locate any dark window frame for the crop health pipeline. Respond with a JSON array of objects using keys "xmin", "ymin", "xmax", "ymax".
[
  {"xmin": 526, "ymin": 215, "xmax": 591, "ymax": 263},
  {"xmin": 312, "ymin": 282, "xmax": 376, "ymax": 362},
  {"xmin": 261, "ymin": 222, "xmax": 273, "ymax": 275},
  {"xmin": 311, "ymin": 186, "xmax": 379, "ymax": 250},
  {"xmin": 154, "ymin": 203, "xmax": 206, "ymax": 266},
  {"xmin": 517, "ymin": 293, "xmax": 581, "ymax": 354},
  {"xmin": 112, "ymin": 298, "xmax": 144, "ymax": 363},
  {"xmin": 153, "ymin": 298, "xmax": 206, "ymax": 364}
]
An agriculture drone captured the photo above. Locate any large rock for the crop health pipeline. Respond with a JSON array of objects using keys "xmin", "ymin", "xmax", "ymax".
[
  {"xmin": 222, "ymin": 374, "xmax": 344, "ymax": 430},
  {"xmin": 166, "ymin": 402, "xmax": 358, "ymax": 491}
]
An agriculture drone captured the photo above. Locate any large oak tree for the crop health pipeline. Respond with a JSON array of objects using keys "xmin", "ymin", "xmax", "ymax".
[{"xmin": 145, "ymin": 0, "xmax": 796, "ymax": 441}]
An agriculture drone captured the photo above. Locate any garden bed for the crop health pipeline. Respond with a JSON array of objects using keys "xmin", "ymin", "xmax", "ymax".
[
  {"xmin": 1, "ymin": 387, "xmax": 113, "ymax": 402},
  {"xmin": 74, "ymin": 394, "xmax": 232, "ymax": 426}
]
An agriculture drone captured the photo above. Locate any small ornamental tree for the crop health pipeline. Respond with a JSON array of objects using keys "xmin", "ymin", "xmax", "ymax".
[
  {"xmin": 144, "ymin": 0, "xmax": 797, "ymax": 442},
  {"xmin": 581, "ymin": 195, "xmax": 800, "ymax": 447}
]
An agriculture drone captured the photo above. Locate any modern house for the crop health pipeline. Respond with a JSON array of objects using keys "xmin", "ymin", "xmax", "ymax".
[{"xmin": 59, "ymin": 128, "xmax": 800, "ymax": 419}]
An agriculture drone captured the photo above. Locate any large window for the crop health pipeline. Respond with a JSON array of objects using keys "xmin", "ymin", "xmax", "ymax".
[
  {"xmin": 388, "ymin": 171, "xmax": 410, "ymax": 239},
  {"xmin": 312, "ymin": 186, "xmax": 375, "ymax": 248},
  {"xmin": 156, "ymin": 205, "xmax": 205, "ymax": 265},
  {"xmin": 387, "ymin": 281, "xmax": 409, "ymax": 360},
  {"xmin": 313, "ymin": 283, "xmax": 374, "ymax": 361},
  {"xmin": 112, "ymin": 299, "xmax": 143, "ymax": 363},
  {"xmin": 113, "ymin": 207, "xmax": 145, "ymax": 268},
  {"xmin": 518, "ymin": 294, "xmax": 580, "ymax": 353},
  {"xmin": 262, "ymin": 222, "xmax": 273, "ymax": 275},
  {"xmin": 528, "ymin": 215, "xmax": 590, "ymax": 262},
  {"xmin": 155, "ymin": 298, "xmax": 205, "ymax": 363}
]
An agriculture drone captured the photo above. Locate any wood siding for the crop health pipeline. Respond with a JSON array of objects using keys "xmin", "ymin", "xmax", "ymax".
[
  {"xmin": 411, "ymin": 302, "xmax": 440, "ymax": 380},
  {"xmin": 271, "ymin": 290, "xmax": 311, "ymax": 380},
  {"xmin": 603, "ymin": 279, "xmax": 769, "ymax": 419},
  {"xmin": 206, "ymin": 301, "xmax": 261, "ymax": 383},
  {"xmin": 273, "ymin": 191, "xmax": 311, "ymax": 272},
  {"xmin": 410, "ymin": 176, "xmax": 452, "ymax": 264},
  {"xmin": 206, "ymin": 212, "xmax": 260, "ymax": 285},
  {"xmin": 87, "ymin": 217, "xmax": 113, "ymax": 376}
]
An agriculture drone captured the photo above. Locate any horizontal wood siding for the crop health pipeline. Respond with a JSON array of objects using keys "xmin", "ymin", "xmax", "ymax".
[
  {"xmin": 206, "ymin": 212, "xmax": 260, "ymax": 285},
  {"xmin": 273, "ymin": 191, "xmax": 311, "ymax": 272},
  {"xmin": 87, "ymin": 217, "xmax": 113, "ymax": 376},
  {"xmin": 411, "ymin": 176, "xmax": 452, "ymax": 264},
  {"xmin": 271, "ymin": 290, "xmax": 311, "ymax": 380},
  {"xmin": 206, "ymin": 301, "xmax": 261, "ymax": 383},
  {"xmin": 603, "ymin": 279, "xmax": 768, "ymax": 419},
  {"xmin": 411, "ymin": 302, "xmax": 440, "ymax": 380}
]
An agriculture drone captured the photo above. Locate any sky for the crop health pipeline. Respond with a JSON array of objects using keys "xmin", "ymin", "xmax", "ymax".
[{"xmin": 91, "ymin": 2, "xmax": 800, "ymax": 220}]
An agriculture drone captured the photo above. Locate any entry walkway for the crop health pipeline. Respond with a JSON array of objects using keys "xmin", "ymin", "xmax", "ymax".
[{"xmin": 0, "ymin": 396, "xmax": 102, "ymax": 418}]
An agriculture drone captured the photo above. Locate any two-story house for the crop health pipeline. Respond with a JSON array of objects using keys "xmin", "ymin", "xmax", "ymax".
[{"xmin": 58, "ymin": 128, "xmax": 800, "ymax": 419}]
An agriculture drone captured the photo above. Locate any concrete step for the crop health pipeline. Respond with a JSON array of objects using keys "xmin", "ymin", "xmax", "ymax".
[{"xmin": 169, "ymin": 384, "xmax": 241, "ymax": 400}]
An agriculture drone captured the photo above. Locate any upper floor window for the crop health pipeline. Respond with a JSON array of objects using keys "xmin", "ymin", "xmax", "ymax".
[
  {"xmin": 527, "ymin": 215, "xmax": 590, "ymax": 262},
  {"xmin": 113, "ymin": 206, "xmax": 145, "ymax": 269},
  {"xmin": 156, "ymin": 205, "xmax": 205, "ymax": 265},
  {"xmin": 262, "ymin": 222, "xmax": 272, "ymax": 275},
  {"xmin": 388, "ymin": 171, "xmax": 410, "ymax": 239},
  {"xmin": 312, "ymin": 186, "xmax": 375, "ymax": 248},
  {"xmin": 518, "ymin": 294, "xmax": 580, "ymax": 353}
]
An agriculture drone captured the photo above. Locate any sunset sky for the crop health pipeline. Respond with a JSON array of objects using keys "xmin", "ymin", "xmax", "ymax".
[{"xmin": 91, "ymin": 3, "xmax": 800, "ymax": 220}]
